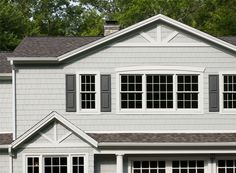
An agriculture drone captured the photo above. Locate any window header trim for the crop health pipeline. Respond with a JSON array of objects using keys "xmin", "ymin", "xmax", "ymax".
[{"xmin": 115, "ymin": 66, "xmax": 205, "ymax": 73}]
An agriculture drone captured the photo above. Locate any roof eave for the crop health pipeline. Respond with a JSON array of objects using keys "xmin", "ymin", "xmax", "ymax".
[{"xmin": 98, "ymin": 142, "xmax": 236, "ymax": 147}]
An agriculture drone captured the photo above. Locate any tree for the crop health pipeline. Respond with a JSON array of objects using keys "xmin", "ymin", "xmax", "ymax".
[{"xmin": 0, "ymin": 0, "xmax": 29, "ymax": 50}]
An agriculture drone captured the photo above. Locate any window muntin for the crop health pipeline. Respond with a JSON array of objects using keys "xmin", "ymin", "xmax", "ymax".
[
  {"xmin": 218, "ymin": 160, "xmax": 236, "ymax": 173},
  {"xmin": 44, "ymin": 156, "xmax": 67, "ymax": 173},
  {"xmin": 223, "ymin": 75, "xmax": 236, "ymax": 109},
  {"xmin": 27, "ymin": 157, "xmax": 39, "ymax": 173},
  {"xmin": 72, "ymin": 156, "xmax": 84, "ymax": 173},
  {"xmin": 119, "ymin": 72, "xmax": 201, "ymax": 113},
  {"xmin": 132, "ymin": 160, "xmax": 166, "ymax": 173},
  {"xmin": 177, "ymin": 75, "xmax": 199, "ymax": 109},
  {"xmin": 80, "ymin": 74, "xmax": 96, "ymax": 110},
  {"xmin": 120, "ymin": 75, "xmax": 142, "ymax": 109},
  {"xmin": 146, "ymin": 75, "xmax": 173, "ymax": 109},
  {"xmin": 172, "ymin": 160, "xmax": 204, "ymax": 173}
]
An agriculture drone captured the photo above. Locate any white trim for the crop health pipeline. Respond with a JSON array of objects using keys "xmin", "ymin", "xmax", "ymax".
[
  {"xmin": 11, "ymin": 111, "xmax": 98, "ymax": 149},
  {"xmin": 156, "ymin": 25, "xmax": 161, "ymax": 43},
  {"xmin": 9, "ymin": 14, "xmax": 236, "ymax": 63},
  {"xmin": 219, "ymin": 71, "xmax": 236, "ymax": 114},
  {"xmin": 98, "ymin": 142, "xmax": 236, "ymax": 147},
  {"xmin": 128, "ymin": 157, "xmax": 209, "ymax": 173},
  {"xmin": 85, "ymin": 130, "xmax": 236, "ymax": 133},
  {"xmin": 140, "ymin": 32, "xmax": 156, "ymax": 43},
  {"xmin": 0, "ymin": 131, "xmax": 13, "ymax": 134},
  {"xmin": 96, "ymin": 150, "xmax": 236, "ymax": 154},
  {"xmin": 116, "ymin": 69, "xmax": 204, "ymax": 114},
  {"xmin": 0, "ymin": 145, "xmax": 10, "ymax": 149},
  {"xmin": 23, "ymin": 153, "xmax": 89, "ymax": 173},
  {"xmin": 57, "ymin": 131, "xmax": 73, "ymax": 143},
  {"xmin": 7, "ymin": 57, "xmax": 57, "ymax": 61},
  {"xmin": 22, "ymin": 143, "xmax": 90, "ymax": 148},
  {"xmin": 162, "ymin": 31, "xmax": 179, "ymax": 43},
  {"xmin": 115, "ymin": 66, "xmax": 205, "ymax": 72},
  {"xmin": 112, "ymin": 42, "xmax": 209, "ymax": 47},
  {"xmin": 77, "ymin": 72, "xmax": 101, "ymax": 114},
  {"xmin": 39, "ymin": 132, "xmax": 56, "ymax": 144},
  {"xmin": 11, "ymin": 61, "xmax": 16, "ymax": 140},
  {"xmin": 55, "ymin": 14, "xmax": 236, "ymax": 62}
]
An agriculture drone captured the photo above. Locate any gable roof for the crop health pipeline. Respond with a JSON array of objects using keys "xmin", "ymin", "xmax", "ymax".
[
  {"xmin": 11, "ymin": 111, "xmax": 98, "ymax": 149},
  {"xmin": 0, "ymin": 52, "xmax": 12, "ymax": 73},
  {"xmin": 9, "ymin": 14, "xmax": 236, "ymax": 63},
  {"xmin": 13, "ymin": 36, "xmax": 102, "ymax": 57}
]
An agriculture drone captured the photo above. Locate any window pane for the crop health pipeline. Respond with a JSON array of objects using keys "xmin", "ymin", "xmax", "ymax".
[
  {"xmin": 120, "ymin": 75, "xmax": 142, "ymax": 109},
  {"xmin": 80, "ymin": 75, "xmax": 96, "ymax": 110},
  {"xmin": 177, "ymin": 75, "xmax": 199, "ymax": 109},
  {"xmin": 132, "ymin": 161, "xmax": 165, "ymax": 173},
  {"xmin": 172, "ymin": 160, "xmax": 204, "ymax": 173},
  {"xmin": 146, "ymin": 75, "xmax": 173, "ymax": 109}
]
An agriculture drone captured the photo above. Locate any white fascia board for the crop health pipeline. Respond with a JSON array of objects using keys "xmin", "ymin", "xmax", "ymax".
[
  {"xmin": 11, "ymin": 111, "xmax": 98, "ymax": 149},
  {"xmin": 98, "ymin": 142, "xmax": 236, "ymax": 147},
  {"xmin": 115, "ymin": 66, "xmax": 205, "ymax": 73},
  {"xmin": 0, "ymin": 145, "xmax": 10, "ymax": 149},
  {"xmin": 7, "ymin": 57, "xmax": 58, "ymax": 61},
  {"xmin": 57, "ymin": 14, "xmax": 236, "ymax": 62},
  {"xmin": 0, "ymin": 73, "xmax": 12, "ymax": 80}
]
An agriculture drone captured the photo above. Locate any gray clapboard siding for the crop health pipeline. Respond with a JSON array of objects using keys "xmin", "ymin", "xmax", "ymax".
[
  {"xmin": 15, "ymin": 24, "xmax": 236, "ymax": 136},
  {"xmin": 0, "ymin": 150, "xmax": 9, "ymax": 173},
  {"xmin": 0, "ymin": 80, "xmax": 12, "ymax": 132}
]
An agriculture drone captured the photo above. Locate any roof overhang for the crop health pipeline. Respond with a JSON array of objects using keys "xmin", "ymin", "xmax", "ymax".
[
  {"xmin": 11, "ymin": 111, "xmax": 98, "ymax": 149},
  {"xmin": 0, "ymin": 73, "xmax": 12, "ymax": 80},
  {"xmin": 9, "ymin": 14, "xmax": 236, "ymax": 64},
  {"xmin": 98, "ymin": 142, "xmax": 236, "ymax": 147}
]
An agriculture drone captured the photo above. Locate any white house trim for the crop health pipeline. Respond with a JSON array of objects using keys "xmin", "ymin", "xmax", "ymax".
[
  {"xmin": 8, "ymin": 14, "xmax": 236, "ymax": 63},
  {"xmin": 162, "ymin": 31, "xmax": 179, "ymax": 43},
  {"xmin": 140, "ymin": 32, "xmax": 156, "ymax": 43},
  {"xmin": 115, "ymin": 66, "xmax": 205, "ymax": 72},
  {"xmin": 11, "ymin": 111, "xmax": 98, "ymax": 149}
]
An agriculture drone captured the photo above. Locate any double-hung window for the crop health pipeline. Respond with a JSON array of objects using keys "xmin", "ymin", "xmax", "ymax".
[
  {"xmin": 26, "ymin": 155, "xmax": 86, "ymax": 173},
  {"xmin": 78, "ymin": 73, "xmax": 99, "ymax": 113},
  {"xmin": 117, "ymin": 67, "xmax": 203, "ymax": 113}
]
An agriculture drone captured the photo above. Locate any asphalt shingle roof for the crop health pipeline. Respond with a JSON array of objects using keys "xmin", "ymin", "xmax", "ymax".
[
  {"xmin": 13, "ymin": 36, "xmax": 102, "ymax": 57},
  {"xmin": 0, "ymin": 52, "xmax": 12, "ymax": 73},
  {"xmin": 0, "ymin": 133, "xmax": 13, "ymax": 145},
  {"xmin": 88, "ymin": 133, "xmax": 236, "ymax": 143},
  {"xmin": 219, "ymin": 36, "xmax": 236, "ymax": 46}
]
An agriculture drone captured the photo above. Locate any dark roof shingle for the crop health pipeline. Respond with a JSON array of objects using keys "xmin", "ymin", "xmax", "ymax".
[
  {"xmin": 13, "ymin": 36, "xmax": 102, "ymax": 57},
  {"xmin": 88, "ymin": 133, "xmax": 236, "ymax": 143},
  {"xmin": 0, "ymin": 52, "xmax": 12, "ymax": 73},
  {"xmin": 218, "ymin": 36, "xmax": 236, "ymax": 46},
  {"xmin": 0, "ymin": 133, "xmax": 13, "ymax": 145}
]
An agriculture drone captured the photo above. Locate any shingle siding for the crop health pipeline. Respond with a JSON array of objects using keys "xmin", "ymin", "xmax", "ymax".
[
  {"xmin": 14, "ymin": 25, "xmax": 236, "ymax": 137},
  {"xmin": 0, "ymin": 80, "xmax": 12, "ymax": 132}
]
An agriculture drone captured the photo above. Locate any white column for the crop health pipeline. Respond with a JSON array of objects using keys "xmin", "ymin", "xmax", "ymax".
[{"xmin": 116, "ymin": 154, "xmax": 124, "ymax": 173}]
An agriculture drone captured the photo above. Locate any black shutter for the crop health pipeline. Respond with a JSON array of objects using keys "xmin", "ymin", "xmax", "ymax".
[
  {"xmin": 209, "ymin": 75, "xmax": 219, "ymax": 112},
  {"xmin": 66, "ymin": 74, "xmax": 76, "ymax": 112},
  {"xmin": 101, "ymin": 75, "xmax": 111, "ymax": 112}
]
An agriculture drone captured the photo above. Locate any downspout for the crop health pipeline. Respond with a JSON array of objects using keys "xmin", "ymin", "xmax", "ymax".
[{"xmin": 11, "ymin": 60, "xmax": 16, "ymax": 140}]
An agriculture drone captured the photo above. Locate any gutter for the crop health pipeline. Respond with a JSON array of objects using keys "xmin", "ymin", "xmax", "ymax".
[
  {"xmin": 0, "ymin": 73, "xmax": 12, "ymax": 80},
  {"xmin": 98, "ymin": 142, "xmax": 236, "ymax": 147}
]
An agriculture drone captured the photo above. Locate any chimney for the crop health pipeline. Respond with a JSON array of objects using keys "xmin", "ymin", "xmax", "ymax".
[{"xmin": 104, "ymin": 21, "xmax": 120, "ymax": 36}]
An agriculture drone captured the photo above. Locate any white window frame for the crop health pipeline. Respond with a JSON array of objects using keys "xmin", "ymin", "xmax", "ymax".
[
  {"xmin": 116, "ymin": 67, "xmax": 204, "ymax": 114},
  {"xmin": 215, "ymin": 156, "xmax": 236, "ymax": 173},
  {"xmin": 220, "ymin": 72, "xmax": 236, "ymax": 114},
  {"xmin": 77, "ymin": 72, "xmax": 100, "ymax": 114},
  {"xmin": 128, "ymin": 156, "xmax": 209, "ymax": 173},
  {"xmin": 23, "ymin": 153, "xmax": 88, "ymax": 173}
]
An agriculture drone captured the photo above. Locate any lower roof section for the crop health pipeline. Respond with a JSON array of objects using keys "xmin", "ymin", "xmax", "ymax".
[
  {"xmin": 88, "ymin": 133, "xmax": 236, "ymax": 143},
  {"xmin": 0, "ymin": 133, "xmax": 13, "ymax": 146}
]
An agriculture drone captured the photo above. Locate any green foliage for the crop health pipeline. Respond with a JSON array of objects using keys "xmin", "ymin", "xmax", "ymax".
[
  {"xmin": 0, "ymin": 0, "xmax": 29, "ymax": 50},
  {"xmin": 0, "ymin": 0, "xmax": 236, "ymax": 51}
]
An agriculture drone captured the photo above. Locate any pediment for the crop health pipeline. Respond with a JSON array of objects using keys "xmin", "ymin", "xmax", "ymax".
[
  {"xmin": 113, "ymin": 23, "xmax": 206, "ymax": 46},
  {"xmin": 11, "ymin": 112, "xmax": 97, "ymax": 149}
]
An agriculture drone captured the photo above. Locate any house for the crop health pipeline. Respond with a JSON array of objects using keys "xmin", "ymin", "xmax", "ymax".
[{"xmin": 1, "ymin": 14, "xmax": 236, "ymax": 173}]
